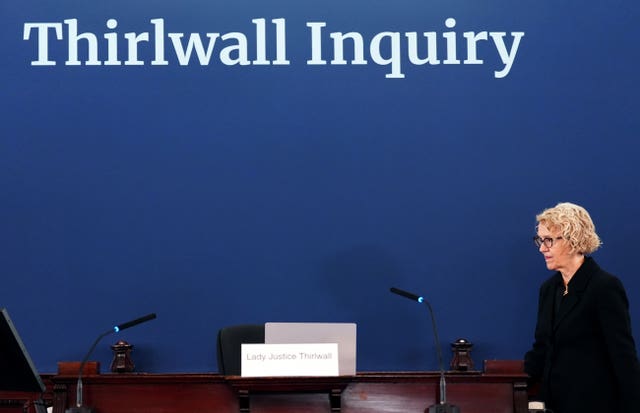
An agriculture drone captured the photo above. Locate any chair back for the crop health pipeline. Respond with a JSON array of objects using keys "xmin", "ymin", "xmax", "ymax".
[{"xmin": 216, "ymin": 324, "xmax": 265, "ymax": 375}]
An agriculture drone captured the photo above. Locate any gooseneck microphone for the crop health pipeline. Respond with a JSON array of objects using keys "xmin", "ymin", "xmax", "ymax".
[
  {"xmin": 65, "ymin": 313, "xmax": 157, "ymax": 413},
  {"xmin": 390, "ymin": 287, "xmax": 424, "ymax": 303},
  {"xmin": 390, "ymin": 287, "xmax": 460, "ymax": 413},
  {"xmin": 113, "ymin": 313, "xmax": 157, "ymax": 332}
]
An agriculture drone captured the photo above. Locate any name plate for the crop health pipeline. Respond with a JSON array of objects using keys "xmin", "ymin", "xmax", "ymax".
[{"xmin": 241, "ymin": 343, "xmax": 339, "ymax": 377}]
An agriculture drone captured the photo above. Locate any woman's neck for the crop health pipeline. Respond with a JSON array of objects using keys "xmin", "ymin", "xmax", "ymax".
[{"xmin": 560, "ymin": 254, "xmax": 585, "ymax": 285}]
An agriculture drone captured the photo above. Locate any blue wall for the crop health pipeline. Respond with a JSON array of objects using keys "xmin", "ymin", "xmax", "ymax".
[{"xmin": 2, "ymin": 0, "xmax": 639, "ymax": 374}]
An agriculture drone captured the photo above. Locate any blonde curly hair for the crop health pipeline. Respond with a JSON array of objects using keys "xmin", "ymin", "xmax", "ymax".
[{"xmin": 536, "ymin": 202, "xmax": 602, "ymax": 255}]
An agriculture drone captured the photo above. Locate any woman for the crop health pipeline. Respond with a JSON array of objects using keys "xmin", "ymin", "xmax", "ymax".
[{"xmin": 524, "ymin": 202, "xmax": 640, "ymax": 413}]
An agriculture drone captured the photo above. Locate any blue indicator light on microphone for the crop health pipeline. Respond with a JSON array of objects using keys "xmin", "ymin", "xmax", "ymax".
[
  {"xmin": 418, "ymin": 297, "xmax": 424, "ymax": 303},
  {"xmin": 114, "ymin": 326, "xmax": 120, "ymax": 333}
]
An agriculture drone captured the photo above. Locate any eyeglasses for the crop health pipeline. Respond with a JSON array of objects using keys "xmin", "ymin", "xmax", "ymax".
[{"xmin": 533, "ymin": 236, "xmax": 563, "ymax": 248}]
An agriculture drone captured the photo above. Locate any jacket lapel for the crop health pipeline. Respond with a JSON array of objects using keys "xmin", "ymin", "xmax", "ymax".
[
  {"xmin": 553, "ymin": 257, "xmax": 596, "ymax": 331},
  {"xmin": 554, "ymin": 294, "xmax": 579, "ymax": 330}
]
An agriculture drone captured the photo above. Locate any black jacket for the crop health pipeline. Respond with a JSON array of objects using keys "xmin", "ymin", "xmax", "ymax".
[{"xmin": 524, "ymin": 257, "xmax": 640, "ymax": 413}]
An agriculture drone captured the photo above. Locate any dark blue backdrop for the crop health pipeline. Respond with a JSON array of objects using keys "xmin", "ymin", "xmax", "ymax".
[{"xmin": 1, "ymin": 0, "xmax": 639, "ymax": 374}]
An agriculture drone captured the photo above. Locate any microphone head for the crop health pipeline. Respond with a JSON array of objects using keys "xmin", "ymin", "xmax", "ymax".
[
  {"xmin": 114, "ymin": 313, "xmax": 157, "ymax": 333},
  {"xmin": 390, "ymin": 287, "xmax": 424, "ymax": 303}
]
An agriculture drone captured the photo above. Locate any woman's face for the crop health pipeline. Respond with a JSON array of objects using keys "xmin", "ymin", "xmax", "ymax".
[{"xmin": 536, "ymin": 224, "xmax": 579, "ymax": 274}]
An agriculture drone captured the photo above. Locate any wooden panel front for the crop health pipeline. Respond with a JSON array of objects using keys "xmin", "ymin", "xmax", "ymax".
[
  {"xmin": 1, "ymin": 363, "xmax": 528, "ymax": 413},
  {"xmin": 53, "ymin": 374, "xmax": 237, "ymax": 413}
]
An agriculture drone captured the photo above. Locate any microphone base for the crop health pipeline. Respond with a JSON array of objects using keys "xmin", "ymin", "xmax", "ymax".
[
  {"xmin": 425, "ymin": 403, "xmax": 461, "ymax": 413},
  {"xmin": 65, "ymin": 407, "xmax": 96, "ymax": 413}
]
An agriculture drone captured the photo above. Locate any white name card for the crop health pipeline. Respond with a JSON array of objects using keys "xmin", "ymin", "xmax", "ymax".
[{"xmin": 241, "ymin": 343, "xmax": 339, "ymax": 377}]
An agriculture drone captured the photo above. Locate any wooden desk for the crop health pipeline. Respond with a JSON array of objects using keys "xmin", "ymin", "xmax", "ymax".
[
  {"xmin": 1, "ymin": 361, "xmax": 528, "ymax": 413},
  {"xmin": 0, "ymin": 384, "xmax": 52, "ymax": 413}
]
